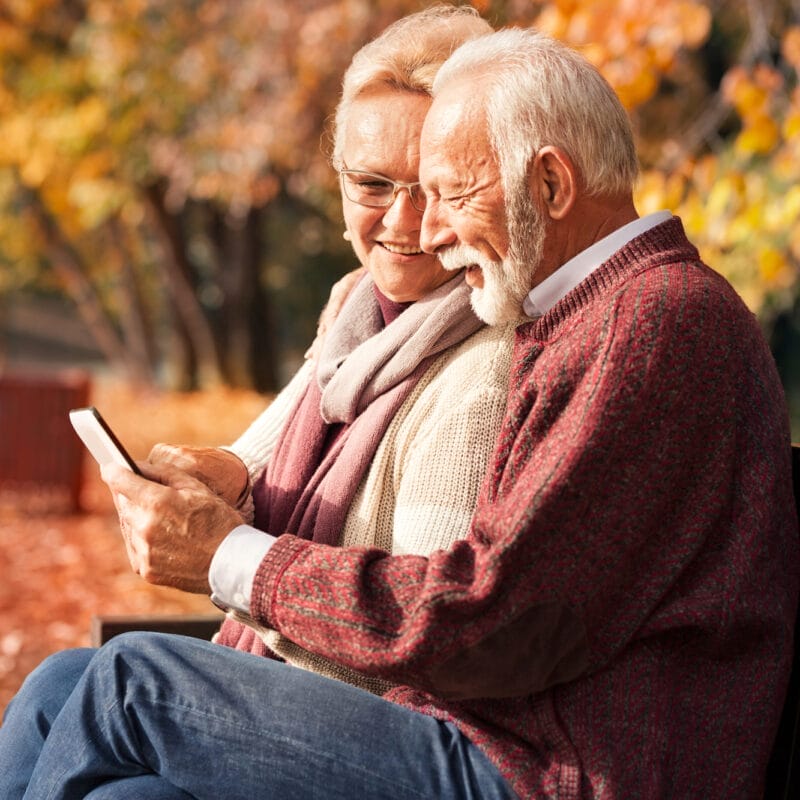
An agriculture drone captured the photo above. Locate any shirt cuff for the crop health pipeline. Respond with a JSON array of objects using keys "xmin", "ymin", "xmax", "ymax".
[{"xmin": 208, "ymin": 524, "xmax": 276, "ymax": 614}]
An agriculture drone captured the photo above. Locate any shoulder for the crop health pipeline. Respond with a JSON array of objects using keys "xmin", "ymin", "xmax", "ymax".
[
  {"xmin": 521, "ymin": 255, "xmax": 755, "ymax": 360},
  {"xmin": 391, "ymin": 321, "xmax": 518, "ymax": 438},
  {"xmin": 429, "ymin": 320, "xmax": 518, "ymax": 387}
]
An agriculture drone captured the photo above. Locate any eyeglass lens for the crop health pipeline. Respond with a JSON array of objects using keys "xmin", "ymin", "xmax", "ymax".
[{"xmin": 341, "ymin": 171, "xmax": 426, "ymax": 211}]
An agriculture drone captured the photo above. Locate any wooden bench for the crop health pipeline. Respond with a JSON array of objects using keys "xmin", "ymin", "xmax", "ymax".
[
  {"xmin": 0, "ymin": 370, "xmax": 91, "ymax": 511},
  {"xmin": 90, "ymin": 444, "xmax": 800, "ymax": 798},
  {"xmin": 90, "ymin": 613, "xmax": 223, "ymax": 647}
]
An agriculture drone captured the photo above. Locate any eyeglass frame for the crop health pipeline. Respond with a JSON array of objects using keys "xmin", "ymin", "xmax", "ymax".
[{"xmin": 338, "ymin": 168, "xmax": 427, "ymax": 212}]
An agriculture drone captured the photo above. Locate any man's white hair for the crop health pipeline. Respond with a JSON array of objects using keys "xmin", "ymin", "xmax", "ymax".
[{"xmin": 432, "ymin": 27, "xmax": 639, "ymax": 201}]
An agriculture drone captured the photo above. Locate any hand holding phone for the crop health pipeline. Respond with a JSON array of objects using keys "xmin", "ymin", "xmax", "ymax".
[{"xmin": 69, "ymin": 406, "xmax": 142, "ymax": 475}]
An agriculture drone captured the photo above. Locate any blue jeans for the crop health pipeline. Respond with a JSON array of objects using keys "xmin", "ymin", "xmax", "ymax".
[{"xmin": 0, "ymin": 632, "xmax": 516, "ymax": 800}]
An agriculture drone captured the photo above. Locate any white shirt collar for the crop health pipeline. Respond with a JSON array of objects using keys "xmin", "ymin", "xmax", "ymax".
[{"xmin": 522, "ymin": 210, "xmax": 673, "ymax": 318}]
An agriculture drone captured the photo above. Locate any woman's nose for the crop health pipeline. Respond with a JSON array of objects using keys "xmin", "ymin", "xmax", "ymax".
[{"xmin": 381, "ymin": 188, "xmax": 421, "ymax": 229}]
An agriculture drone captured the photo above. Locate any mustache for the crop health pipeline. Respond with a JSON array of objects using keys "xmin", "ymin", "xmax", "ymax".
[{"xmin": 437, "ymin": 244, "xmax": 494, "ymax": 272}]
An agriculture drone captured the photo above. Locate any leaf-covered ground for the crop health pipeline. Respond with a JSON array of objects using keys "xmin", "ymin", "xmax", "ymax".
[{"xmin": 0, "ymin": 379, "xmax": 270, "ymax": 719}]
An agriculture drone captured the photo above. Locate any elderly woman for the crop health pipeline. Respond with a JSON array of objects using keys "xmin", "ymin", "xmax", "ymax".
[
  {"xmin": 0, "ymin": 6, "xmax": 518, "ymax": 799},
  {"xmin": 193, "ymin": 6, "xmax": 515, "ymax": 689}
]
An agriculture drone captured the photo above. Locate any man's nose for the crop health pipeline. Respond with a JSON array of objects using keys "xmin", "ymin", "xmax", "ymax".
[{"xmin": 420, "ymin": 199, "xmax": 456, "ymax": 254}]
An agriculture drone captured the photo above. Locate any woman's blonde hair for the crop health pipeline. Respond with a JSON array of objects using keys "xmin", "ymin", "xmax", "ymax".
[{"xmin": 329, "ymin": 5, "xmax": 491, "ymax": 169}]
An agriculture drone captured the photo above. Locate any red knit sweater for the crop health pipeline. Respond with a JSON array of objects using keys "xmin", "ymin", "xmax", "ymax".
[{"xmin": 250, "ymin": 218, "xmax": 800, "ymax": 799}]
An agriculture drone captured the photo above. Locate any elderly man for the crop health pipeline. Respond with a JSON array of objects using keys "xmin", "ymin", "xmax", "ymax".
[{"xmin": 3, "ymin": 27, "xmax": 798, "ymax": 800}]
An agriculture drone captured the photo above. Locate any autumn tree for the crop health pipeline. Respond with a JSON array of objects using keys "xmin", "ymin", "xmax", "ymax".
[
  {"xmin": 0, "ymin": 0, "xmax": 798, "ymax": 417},
  {"xmin": 513, "ymin": 0, "xmax": 800, "ymax": 427},
  {"xmin": 0, "ymin": 0, "xmax": 420, "ymax": 389}
]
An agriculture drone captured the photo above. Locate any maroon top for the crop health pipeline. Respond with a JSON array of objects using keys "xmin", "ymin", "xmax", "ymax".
[{"xmin": 247, "ymin": 218, "xmax": 799, "ymax": 798}]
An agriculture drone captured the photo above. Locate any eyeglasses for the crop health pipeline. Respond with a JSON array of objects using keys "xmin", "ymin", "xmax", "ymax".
[{"xmin": 339, "ymin": 169, "xmax": 427, "ymax": 212}]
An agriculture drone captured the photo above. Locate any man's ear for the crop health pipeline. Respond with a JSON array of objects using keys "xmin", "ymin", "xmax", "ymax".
[{"xmin": 529, "ymin": 146, "xmax": 578, "ymax": 220}]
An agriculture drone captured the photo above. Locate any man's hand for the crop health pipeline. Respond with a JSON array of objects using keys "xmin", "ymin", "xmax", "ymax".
[
  {"xmin": 148, "ymin": 444, "xmax": 249, "ymax": 508},
  {"xmin": 101, "ymin": 461, "xmax": 245, "ymax": 595}
]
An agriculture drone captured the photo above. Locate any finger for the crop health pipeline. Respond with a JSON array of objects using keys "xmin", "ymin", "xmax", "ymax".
[
  {"xmin": 101, "ymin": 462, "xmax": 160, "ymax": 499},
  {"xmin": 140, "ymin": 459, "xmax": 215, "ymax": 493},
  {"xmin": 148, "ymin": 442, "xmax": 185, "ymax": 465},
  {"xmin": 103, "ymin": 457, "xmax": 203, "ymax": 495}
]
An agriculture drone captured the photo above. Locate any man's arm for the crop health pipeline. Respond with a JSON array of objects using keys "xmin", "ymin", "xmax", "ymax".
[{"xmin": 242, "ymin": 264, "xmax": 796, "ymax": 699}]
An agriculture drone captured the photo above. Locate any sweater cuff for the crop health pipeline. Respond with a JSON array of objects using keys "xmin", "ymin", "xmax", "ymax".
[{"xmin": 250, "ymin": 534, "xmax": 311, "ymax": 627}]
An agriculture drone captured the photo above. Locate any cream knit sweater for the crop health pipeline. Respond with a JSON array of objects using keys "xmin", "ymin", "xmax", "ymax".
[{"xmin": 229, "ymin": 321, "xmax": 516, "ymax": 692}]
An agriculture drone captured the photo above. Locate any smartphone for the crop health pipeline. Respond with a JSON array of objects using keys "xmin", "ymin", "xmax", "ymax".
[{"xmin": 69, "ymin": 406, "xmax": 142, "ymax": 475}]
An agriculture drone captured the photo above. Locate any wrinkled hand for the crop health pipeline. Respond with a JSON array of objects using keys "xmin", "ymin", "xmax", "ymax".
[
  {"xmin": 101, "ymin": 460, "xmax": 245, "ymax": 594},
  {"xmin": 148, "ymin": 443, "xmax": 249, "ymax": 508},
  {"xmin": 304, "ymin": 266, "xmax": 366, "ymax": 360}
]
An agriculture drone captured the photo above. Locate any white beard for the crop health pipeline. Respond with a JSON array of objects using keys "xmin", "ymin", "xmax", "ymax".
[
  {"xmin": 438, "ymin": 244, "xmax": 533, "ymax": 325},
  {"xmin": 437, "ymin": 191, "xmax": 547, "ymax": 324}
]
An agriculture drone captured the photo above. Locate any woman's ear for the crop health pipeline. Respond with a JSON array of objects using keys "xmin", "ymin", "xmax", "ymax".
[{"xmin": 529, "ymin": 146, "xmax": 578, "ymax": 220}]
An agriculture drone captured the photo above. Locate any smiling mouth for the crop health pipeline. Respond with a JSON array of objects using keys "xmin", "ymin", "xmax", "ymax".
[
  {"xmin": 464, "ymin": 264, "xmax": 484, "ymax": 287},
  {"xmin": 381, "ymin": 243, "xmax": 423, "ymax": 255}
]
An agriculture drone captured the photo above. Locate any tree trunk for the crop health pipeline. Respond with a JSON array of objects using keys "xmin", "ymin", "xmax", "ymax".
[
  {"xmin": 143, "ymin": 183, "xmax": 224, "ymax": 389},
  {"xmin": 107, "ymin": 218, "xmax": 157, "ymax": 387},
  {"xmin": 214, "ymin": 206, "xmax": 279, "ymax": 392},
  {"xmin": 24, "ymin": 190, "xmax": 134, "ymax": 378}
]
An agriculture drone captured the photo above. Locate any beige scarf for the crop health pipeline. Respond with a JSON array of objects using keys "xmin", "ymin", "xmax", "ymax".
[
  {"xmin": 250, "ymin": 270, "xmax": 483, "ymax": 545},
  {"xmin": 317, "ymin": 271, "xmax": 482, "ymax": 423}
]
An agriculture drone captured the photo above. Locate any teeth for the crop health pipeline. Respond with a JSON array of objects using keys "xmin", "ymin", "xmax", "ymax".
[{"xmin": 382, "ymin": 243, "xmax": 422, "ymax": 255}]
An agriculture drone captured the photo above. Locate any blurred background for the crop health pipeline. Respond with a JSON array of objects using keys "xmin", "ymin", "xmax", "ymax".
[{"xmin": 1, "ymin": 0, "xmax": 799, "ymax": 714}]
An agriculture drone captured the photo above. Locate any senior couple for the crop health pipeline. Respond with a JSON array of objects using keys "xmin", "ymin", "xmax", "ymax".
[{"xmin": 2, "ymin": 5, "xmax": 798, "ymax": 799}]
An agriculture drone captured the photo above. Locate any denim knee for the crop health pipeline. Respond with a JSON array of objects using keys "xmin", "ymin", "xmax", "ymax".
[
  {"xmin": 93, "ymin": 630, "xmax": 194, "ymax": 671},
  {"xmin": 3, "ymin": 647, "xmax": 95, "ymax": 728}
]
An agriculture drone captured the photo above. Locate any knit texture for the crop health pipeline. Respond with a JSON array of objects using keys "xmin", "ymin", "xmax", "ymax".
[
  {"xmin": 258, "ymin": 320, "xmax": 516, "ymax": 692},
  {"xmin": 315, "ymin": 271, "xmax": 483, "ymax": 424},
  {"xmin": 229, "ymin": 360, "xmax": 313, "ymax": 485},
  {"xmin": 250, "ymin": 218, "xmax": 800, "ymax": 799},
  {"xmin": 249, "ymin": 270, "xmax": 482, "ymax": 545}
]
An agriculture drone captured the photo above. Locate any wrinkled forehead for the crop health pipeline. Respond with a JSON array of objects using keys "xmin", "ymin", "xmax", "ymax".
[{"xmin": 420, "ymin": 82, "xmax": 491, "ymax": 184}]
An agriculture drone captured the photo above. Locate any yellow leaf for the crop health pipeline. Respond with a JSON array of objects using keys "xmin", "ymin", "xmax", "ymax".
[
  {"xmin": 606, "ymin": 61, "xmax": 658, "ymax": 107},
  {"xmin": 635, "ymin": 171, "xmax": 667, "ymax": 214},
  {"xmin": 0, "ymin": 116, "xmax": 33, "ymax": 164},
  {"xmin": 723, "ymin": 68, "xmax": 767, "ymax": 114},
  {"xmin": 19, "ymin": 143, "xmax": 58, "ymax": 188},
  {"xmin": 676, "ymin": 1, "xmax": 712, "ymax": 48},
  {"xmin": 74, "ymin": 97, "xmax": 108, "ymax": 137},
  {"xmin": 706, "ymin": 177, "xmax": 737, "ymax": 217},
  {"xmin": 535, "ymin": 7, "xmax": 570, "ymax": 40},
  {"xmin": 758, "ymin": 247, "xmax": 787, "ymax": 283},
  {"xmin": 735, "ymin": 117, "xmax": 780, "ymax": 156},
  {"xmin": 781, "ymin": 185, "xmax": 800, "ymax": 221},
  {"xmin": 0, "ymin": 20, "xmax": 27, "ymax": 55},
  {"xmin": 784, "ymin": 110, "xmax": 800, "ymax": 140}
]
